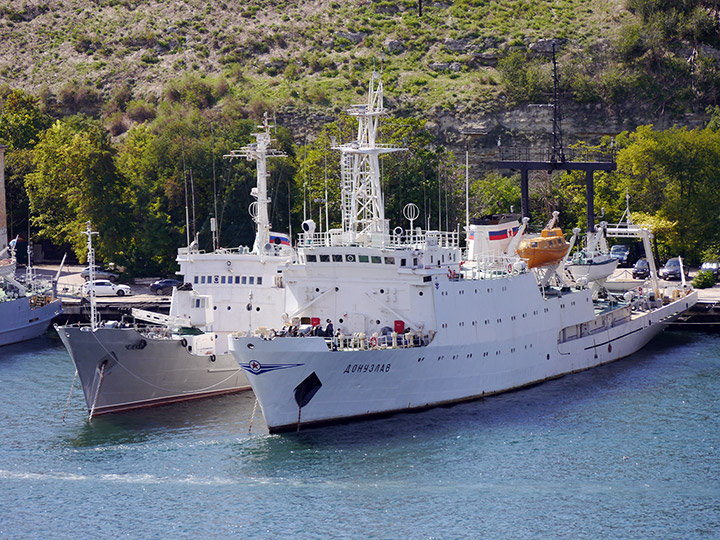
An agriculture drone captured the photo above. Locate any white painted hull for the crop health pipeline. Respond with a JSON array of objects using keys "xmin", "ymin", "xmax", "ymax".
[
  {"xmin": 567, "ymin": 258, "xmax": 618, "ymax": 282},
  {"xmin": 604, "ymin": 279, "xmax": 644, "ymax": 293},
  {"xmin": 56, "ymin": 325, "xmax": 248, "ymax": 415},
  {"xmin": 0, "ymin": 297, "xmax": 62, "ymax": 346},
  {"xmin": 230, "ymin": 286, "xmax": 697, "ymax": 432}
]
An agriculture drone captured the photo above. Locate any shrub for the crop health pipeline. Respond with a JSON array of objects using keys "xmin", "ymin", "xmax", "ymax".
[
  {"xmin": 692, "ymin": 269, "xmax": 715, "ymax": 289},
  {"xmin": 106, "ymin": 111, "xmax": 128, "ymax": 136},
  {"xmin": 497, "ymin": 50, "xmax": 547, "ymax": 103},
  {"xmin": 126, "ymin": 100, "xmax": 155, "ymax": 123}
]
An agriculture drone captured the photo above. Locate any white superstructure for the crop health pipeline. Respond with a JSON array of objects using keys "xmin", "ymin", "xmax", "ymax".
[
  {"xmin": 228, "ymin": 75, "xmax": 698, "ymax": 432},
  {"xmin": 56, "ymin": 116, "xmax": 292, "ymax": 416}
]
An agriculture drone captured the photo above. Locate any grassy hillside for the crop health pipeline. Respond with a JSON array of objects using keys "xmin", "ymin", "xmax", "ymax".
[
  {"xmin": 0, "ymin": 0, "xmax": 634, "ymax": 113},
  {"xmin": 3, "ymin": 0, "xmax": 718, "ymax": 133}
]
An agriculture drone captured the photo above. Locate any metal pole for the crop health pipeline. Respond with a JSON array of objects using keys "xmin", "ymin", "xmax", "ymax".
[
  {"xmin": 465, "ymin": 145, "xmax": 469, "ymax": 234},
  {"xmin": 520, "ymin": 168, "xmax": 530, "ymax": 222},
  {"xmin": 586, "ymin": 169, "xmax": 595, "ymax": 232}
]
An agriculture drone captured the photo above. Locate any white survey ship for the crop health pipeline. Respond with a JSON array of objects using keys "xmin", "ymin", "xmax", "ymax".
[
  {"xmin": 228, "ymin": 74, "xmax": 698, "ymax": 432},
  {"xmin": 56, "ymin": 117, "xmax": 292, "ymax": 416}
]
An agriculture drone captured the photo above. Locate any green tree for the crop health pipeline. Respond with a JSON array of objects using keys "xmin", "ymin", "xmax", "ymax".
[
  {"xmin": 0, "ymin": 89, "xmax": 53, "ymax": 240},
  {"xmin": 0, "ymin": 89, "xmax": 52, "ymax": 150},
  {"xmin": 612, "ymin": 124, "xmax": 720, "ymax": 261},
  {"xmin": 470, "ymin": 171, "xmax": 521, "ymax": 218},
  {"xmin": 25, "ymin": 116, "xmax": 130, "ymax": 263}
]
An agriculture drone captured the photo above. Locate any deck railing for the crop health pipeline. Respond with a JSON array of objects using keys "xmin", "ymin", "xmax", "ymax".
[{"xmin": 497, "ymin": 146, "xmax": 615, "ymax": 163}]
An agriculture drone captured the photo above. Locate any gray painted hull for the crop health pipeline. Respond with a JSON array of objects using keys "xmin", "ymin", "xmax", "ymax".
[
  {"xmin": 56, "ymin": 325, "xmax": 248, "ymax": 415},
  {"xmin": 0, "ymin": 297, "xmax": 62, "ymax": 346}
]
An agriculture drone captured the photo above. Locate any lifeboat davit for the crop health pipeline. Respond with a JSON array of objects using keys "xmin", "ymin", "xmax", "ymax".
[{"xmin": 516, "ymin": 227, "xmax": 570, "ymax": 269}]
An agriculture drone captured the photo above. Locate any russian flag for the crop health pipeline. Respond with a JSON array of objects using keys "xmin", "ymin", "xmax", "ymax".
[
  {"xmin": 488, "ymin": 226, "xmax": 519, "ymax": 241},
  {"xmin": 270, "ymin": 232, "xmax": 291, "ymax": 246}
]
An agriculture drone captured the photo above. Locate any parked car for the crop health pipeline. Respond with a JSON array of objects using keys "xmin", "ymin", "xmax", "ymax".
[
  {"xmin": 149, "ymin": 278, "xmax": 182, "ymax": 295},
  {"xmin": 632, "ymin": 258, "xmax": 650, "ymax": 279},
  {"xmin": 700, "ymin": 261, "xmax": 719, "ymax": 279},
  {"xmin": 80, "ymin": 266, "xmax": 119, "ymax": 282},
  {"xmin": 81, "ymin": 279, "xmax": 132, "ymax": 297},
  {"xmin": 610, "ymin": 244, "xmax": 632, "ymax": 267},
  {"xmin": 659, "ymin": 258, "xmax": 689, "ymax": 281}
]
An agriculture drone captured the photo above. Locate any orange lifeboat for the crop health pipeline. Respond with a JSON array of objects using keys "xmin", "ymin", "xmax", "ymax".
[{"xmin": 516, "ymin": 227, "xmax": 570, "ymax": 269}]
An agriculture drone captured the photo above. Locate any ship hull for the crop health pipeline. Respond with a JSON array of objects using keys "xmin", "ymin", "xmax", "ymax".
[
  {"xmin": 0, "ymin": 298, "xmax": 62, "ymax": 346},
  {"xmin": 230, "ymin": 290, "xmax": 697, "ymax": 432},
  {"xmin": 56, "ymin": 326, "xmax": 248, "ymax": 415}
]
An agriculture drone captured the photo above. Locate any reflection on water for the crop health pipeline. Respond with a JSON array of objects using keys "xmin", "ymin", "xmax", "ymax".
[{"xmin": 64, "ymin": 391, "xmax": 264, "ymax": 448}]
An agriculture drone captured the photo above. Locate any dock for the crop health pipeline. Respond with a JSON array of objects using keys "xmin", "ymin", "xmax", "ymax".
[{"xmin": 670, "ymin": 286, "xmax": 720, "ymax": 331}]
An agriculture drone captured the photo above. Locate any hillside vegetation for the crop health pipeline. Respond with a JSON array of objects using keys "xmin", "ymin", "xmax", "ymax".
[{"xmin": 3, "ymin": 0, "xmax": 717, "ymax": 120}]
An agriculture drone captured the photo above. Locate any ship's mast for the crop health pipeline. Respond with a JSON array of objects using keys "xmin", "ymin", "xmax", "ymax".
[
  {"xmin": 82, "ymin": 221, "xmax": 100, "ymax": 330},
  {"xmin": 225, "ymin": 113, "xmax": 286, "ymax": 254},
  {"xmin": 336, "ymin": 71, "xmax": 403, "ymax": 242}
]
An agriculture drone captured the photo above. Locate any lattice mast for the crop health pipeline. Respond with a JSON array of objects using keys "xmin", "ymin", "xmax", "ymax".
[
  {"xmin": 225, "ymin": 113, "xmax": 286, "ymax": 254},
  {"xmin": 336, "ymin": 71, "xmax": 403, "ymax": 241}
]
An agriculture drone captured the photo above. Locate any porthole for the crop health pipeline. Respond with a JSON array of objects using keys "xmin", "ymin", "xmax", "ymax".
[
  {"xmin": 380, "ymin": 289, "xmax": 385, "ymax": 294},
  {"xmin": 419, "ymin": 291, "xmax": 423, "ymax": 296},
  {"xmin": 256, "ymin": 307, "xmax": 260, "ymax": 311},
  {"xmin": 247, "ymin": 343, "xmax": 255, "ymax": 349},
  {"xmin": 339, "ymin": 318, "xmax": 344, "ymax": 323}
]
